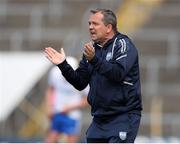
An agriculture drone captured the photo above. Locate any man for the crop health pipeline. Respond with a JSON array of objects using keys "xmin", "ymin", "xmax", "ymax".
[
  {"xmin": 45, "ymin": 56, "xmax": 89, "ymax": 143},
  {"xmin": 44, "ymin": 8, "xmax": 142, "ymax": 143}
]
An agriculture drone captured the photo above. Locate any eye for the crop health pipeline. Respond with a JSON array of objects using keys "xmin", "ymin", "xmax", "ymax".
[{"xmin": 93, "ymin": 22, "xmax": 99, "ymax": 26}]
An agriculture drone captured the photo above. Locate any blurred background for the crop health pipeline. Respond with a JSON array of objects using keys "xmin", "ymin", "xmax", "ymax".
[{"xmin": 0, "ymin": 0, "xmax": 180, "ymax": 142}]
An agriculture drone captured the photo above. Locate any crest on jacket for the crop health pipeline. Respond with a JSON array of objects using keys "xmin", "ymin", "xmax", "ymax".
[
  {"xmin": 119, "ymin": 131, "xmax": 127, "ymax": 141},
  {"xmin": 106, "ymin": 52, "xmax": 112, "ymax": 61}
]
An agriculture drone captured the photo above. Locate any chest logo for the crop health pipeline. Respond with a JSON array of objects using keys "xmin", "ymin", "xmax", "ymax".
[{"xmin": 106, "ymin": 52, "xmax": 112, "ymax": 61}]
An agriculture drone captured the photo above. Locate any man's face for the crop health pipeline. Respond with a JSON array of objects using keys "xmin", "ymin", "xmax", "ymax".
[{"xmin": 88, "ymin": 12, "xmax": 108, "ymax": 43}]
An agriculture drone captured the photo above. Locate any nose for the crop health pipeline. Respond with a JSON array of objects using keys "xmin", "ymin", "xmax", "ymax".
[{"xmin": 89, "ymin": 23, "xmax": 93, "ymax": 30}]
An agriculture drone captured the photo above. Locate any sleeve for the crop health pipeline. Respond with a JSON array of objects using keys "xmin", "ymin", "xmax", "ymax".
[
  {"xmin": 57, "ymin": 56, "xmax": 91, "ymax": 91},
  {"xmin": 89, "ymin": 37, "xmax": 138, "ymax": 83}
]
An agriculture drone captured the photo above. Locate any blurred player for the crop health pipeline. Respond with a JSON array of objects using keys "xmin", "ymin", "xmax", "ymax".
[{"xmin": 45, "ymin": 56, "xmax": 89, "ymax": 143}]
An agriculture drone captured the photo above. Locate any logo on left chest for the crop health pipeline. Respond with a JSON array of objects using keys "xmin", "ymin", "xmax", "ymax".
[{"xmin": 106, "ymin": 52, "xmax": 112, "ymax": 61}]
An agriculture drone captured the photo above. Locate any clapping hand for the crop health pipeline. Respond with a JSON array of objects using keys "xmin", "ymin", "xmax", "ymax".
[
  {"xmin": 44, "ymin": 47, "xmax": 66, "ymax": 65},
  {"xmin": 83, "ymin": 42, "xmax": 95, "ymax": 61}
]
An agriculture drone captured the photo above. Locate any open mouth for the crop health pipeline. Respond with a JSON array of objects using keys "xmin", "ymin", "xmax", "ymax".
[
  {"xmin": 90, "ymin": 32, "xmax": 96, "ymax": 36},
  {"xmin": 90, "ymin": 30, "xmax": 96, "ymax": 34}
]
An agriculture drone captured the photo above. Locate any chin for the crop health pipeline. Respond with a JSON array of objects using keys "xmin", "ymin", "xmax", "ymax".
[
  {"xmin": 90, "ymin": 35, "xmax": 96, "ymax": 40},
  {"xmin": 91, "ymin": 37, "xmax": 97, "ymax": 42}
]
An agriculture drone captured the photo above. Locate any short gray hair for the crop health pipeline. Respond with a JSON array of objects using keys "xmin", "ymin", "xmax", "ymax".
[{"xmin": 90, "ymin": 8, "xmax": 117, "ymax": 33}]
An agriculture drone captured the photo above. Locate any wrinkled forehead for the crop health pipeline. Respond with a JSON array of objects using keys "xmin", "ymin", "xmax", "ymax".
[{"xmin": 88, "ymin": 12, "xmax": 104, "ymax": 22}]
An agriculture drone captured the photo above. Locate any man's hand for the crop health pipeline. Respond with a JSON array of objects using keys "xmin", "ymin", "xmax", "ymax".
[
  {"xmin": 44, "ymin": 47, "xmax": 66, "ymax": 65},
  {"xmin": 83, "ymin": 42, "xmax": 95, "ymax": 61}
]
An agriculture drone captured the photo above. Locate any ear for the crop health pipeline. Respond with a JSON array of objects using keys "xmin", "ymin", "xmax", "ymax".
[{"xmin": 106, "ymin": 24, "xmax": 113, "ymax": 33}]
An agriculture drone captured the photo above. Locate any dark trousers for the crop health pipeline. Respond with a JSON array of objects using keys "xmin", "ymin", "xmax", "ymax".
[{"xmin": 86, "ymin": 113, "xmax": 141, "ymax": 143}]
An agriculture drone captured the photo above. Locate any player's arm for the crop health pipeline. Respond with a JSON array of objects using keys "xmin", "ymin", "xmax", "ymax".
[{"xmin": 45, "ymin": 86, "xmax": 54, "ymax": 119}]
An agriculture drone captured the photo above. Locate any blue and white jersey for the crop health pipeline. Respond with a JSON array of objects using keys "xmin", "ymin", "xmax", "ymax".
[{"xmin": 48, "ymin": 66, "xmax": 88, "ymax": 120}]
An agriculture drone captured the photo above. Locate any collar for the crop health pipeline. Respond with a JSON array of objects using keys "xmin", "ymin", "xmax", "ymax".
[{"xmin": 94, "ymin": 32, "xmax": 121, "ymax": 49}]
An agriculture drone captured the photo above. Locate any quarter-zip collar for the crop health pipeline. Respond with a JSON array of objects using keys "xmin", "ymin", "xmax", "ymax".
[{"xmin": 94, "ymin": 32, "xmax": 121, "ymax": 50}]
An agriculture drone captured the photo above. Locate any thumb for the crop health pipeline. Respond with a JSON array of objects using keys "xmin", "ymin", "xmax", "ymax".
[{"xmin": 60, "ymin": 48, "xmax": 65, "ymax": 55}]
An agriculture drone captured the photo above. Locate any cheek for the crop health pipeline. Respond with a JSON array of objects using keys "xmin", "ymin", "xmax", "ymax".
[
  {"xmin": 98, "ymin": 28, "xmax": 107, "ymax": 36},
  {"xmin": 97, "ymin": 27, "xmax": 106, "ymax": 33}
]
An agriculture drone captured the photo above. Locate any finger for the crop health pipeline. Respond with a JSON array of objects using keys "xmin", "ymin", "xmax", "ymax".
[
  {"xmin": 85, "ymin": 44, "xmax": 94, "ymax": 53},
  {"xmin": 87, "ymin": 42, "xmax": 93, "ymax": 47},
  {"xmin": 44, "ymin": 49, "xmax": 51, "ymax": 58},
  {"xmin": 49, "ymin": 47, "xmax": 57, "ymax": 54},
  {"xmin": 85, "ymin": 42, "xmax": 93, "ymax": 46},
  {"xmin": 89, "ymin": 44, "xmax": 95, "ymax": 53},
  {"xmin": 90, "ymin": 41, "xmax": 94, "ymax": 47},
  {"xmin": 45, "ymin": 53, "xmax": 52, "ymax": 61},
  {"xmin": 85, "ymin": 46, "xmax": 94, "ymax": 56},
  {"xmin": 84, "ymin": 44, "xmax": 92, "ymax": 54},
  {"xmin": 83, "ymin": 50, "xmax": 89, "ymax": 57},
  {"xmin": 45, "ymin": 47, "xmax": 54, "ymax": 57},
  {"xmin": 87, "ymin": 42, "xmax": 94, "ymax": 48},
  {"xmin": 60, "ymin": 48, "xmax": 65, "ymax": 55},
  {"xmin": 84, "ymin": 47, "xmax": 91, "ymax": 55}
]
